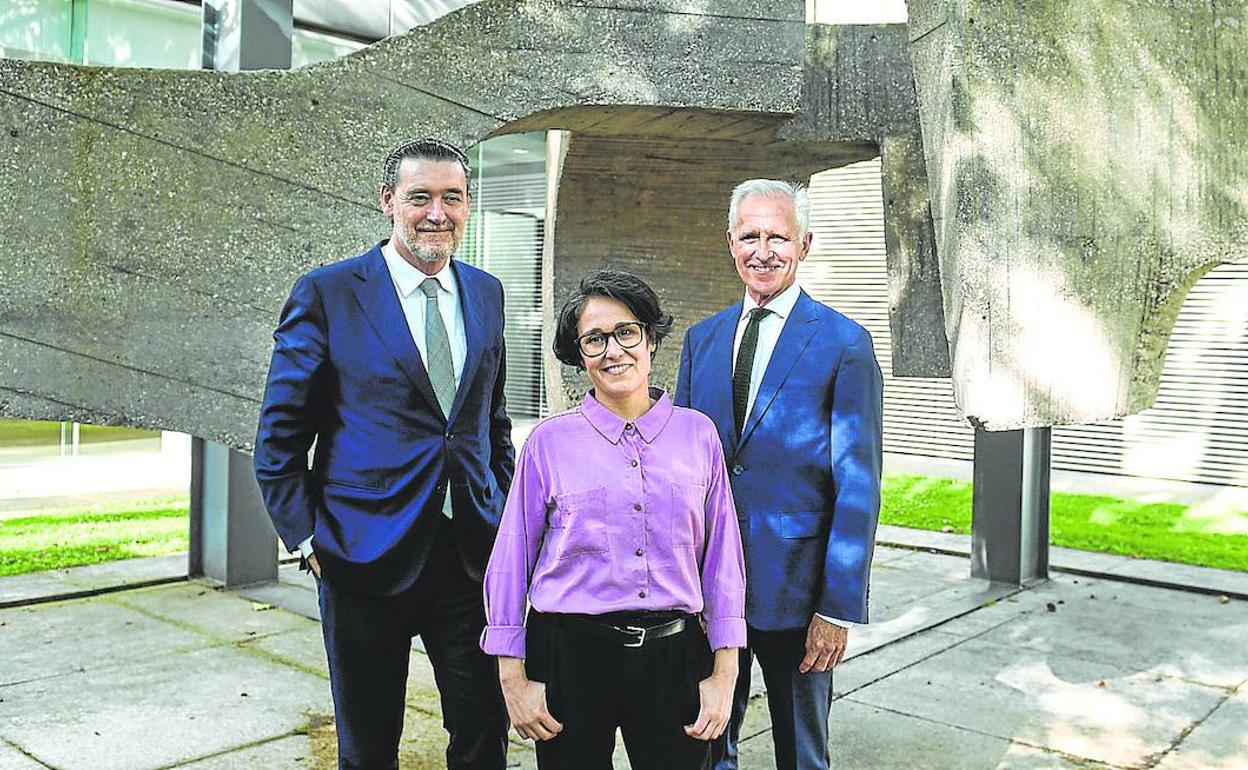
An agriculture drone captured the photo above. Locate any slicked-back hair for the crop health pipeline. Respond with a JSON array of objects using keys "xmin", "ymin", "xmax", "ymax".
[
  {"xmin": 554, "ymin": 269, "xmax": 674, "ymax": 369},
  {"xmin": 727, "ymin": 179, "xmax": 810, "ymax": 238},
  {"xmin": 381, "ymin": 138, "xmax": 473, "ymax": 192}
]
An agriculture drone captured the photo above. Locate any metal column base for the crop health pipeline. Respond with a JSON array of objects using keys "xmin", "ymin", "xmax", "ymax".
[
  {"xmin": 188, "ymin": 438, "xmax": 277, "ymax": 588},
  {"xmin": 970, "ymin": 427, "xmax": 1051, "ymax": 585}
]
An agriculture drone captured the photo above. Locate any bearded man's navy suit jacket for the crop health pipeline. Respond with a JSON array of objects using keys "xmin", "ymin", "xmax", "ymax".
[
  {"xmin": 254, "ymin": 243, "xmax": 514, "ymax": 596},
  {"xmin": 675, "ymin": 289, "xmax": 882, "ymax": 629}
]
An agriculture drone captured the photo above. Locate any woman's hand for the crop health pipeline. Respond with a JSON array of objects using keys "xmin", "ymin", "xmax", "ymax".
[
  {"xmin": 498, "ymin": 657, "xmax": 563, "ymax": 741},
  {"xmin": 684, "ymin": 647, "xmax": 739, "ymax": 741}
]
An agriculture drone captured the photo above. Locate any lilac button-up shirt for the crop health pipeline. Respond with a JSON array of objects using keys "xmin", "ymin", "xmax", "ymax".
[{"xmin": 480, "ymin": 390, "xmax": 747, "ymax": 658}]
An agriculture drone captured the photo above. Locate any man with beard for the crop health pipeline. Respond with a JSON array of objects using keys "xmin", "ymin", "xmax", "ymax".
[{"xmin": 254, "ymin": 138, "xmax": 513, "ymax": 769}]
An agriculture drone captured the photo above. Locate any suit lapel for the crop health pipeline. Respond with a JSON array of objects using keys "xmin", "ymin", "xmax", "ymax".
[
  {"xmin": 738, "ymin": 291, "xmax": 819, "ymax": 448},
  {"xmin": 352, "ymin": 247, "xmax": 444, "ymax": 419},
  {"xmin": 447, "ymin": 261, "xmax": 485, "ymax": 426},
  {"xmin": 705, "ymin": 305, "xmax": 742, "ymax": 452}
]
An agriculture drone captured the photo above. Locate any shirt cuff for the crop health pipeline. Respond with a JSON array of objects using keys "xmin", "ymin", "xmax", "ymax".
[
  {"xmin": 479, "ymin": 625, "xmax": 526, "ymax": 658},
  {"xmin": 816, "ymin": 613, "xmax": 853, "ymax": 628},
  {"xmin": 297, "ymin": 536, "xmax": 315, "ymax": 558},
  {"xmin": 705, "ymin": 616, "xmax": 747, "ymax": 651}
]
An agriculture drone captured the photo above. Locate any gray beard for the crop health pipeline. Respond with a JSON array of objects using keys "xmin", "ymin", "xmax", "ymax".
[{"xmin": 398, "ymin": 227, "xmax": 454, "ymax": 264}]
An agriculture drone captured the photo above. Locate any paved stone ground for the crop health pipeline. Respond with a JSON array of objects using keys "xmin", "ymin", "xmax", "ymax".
[{"xmin": 1, "ymin": 546, "xmax": 1245, "ymax": 769}]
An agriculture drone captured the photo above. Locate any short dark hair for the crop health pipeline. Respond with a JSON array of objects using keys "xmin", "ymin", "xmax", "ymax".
[
  {"xmin": 554, "ymin": 269, "xmax": 674, "ymax": 369},
  {"xmin": 381, "ymin": 138, "xmax": 472, "ymax": 192}
]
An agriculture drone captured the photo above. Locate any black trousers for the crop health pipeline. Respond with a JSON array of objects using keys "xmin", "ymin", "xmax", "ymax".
[
  {"xmin": 526, "ymin": 610, "xmax": 714, "ymax": 770},
  {"xmin": 318, "ymin": 521, "xmax": 508, "ymax": 770}
]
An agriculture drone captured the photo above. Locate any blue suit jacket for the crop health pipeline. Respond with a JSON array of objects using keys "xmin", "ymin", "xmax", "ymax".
[
  {"xmin": 675, "ymin": 290, "xmax": 883, "ymax": 629},
  {"xmin": 254, "ymin": 243, "xmax": 514, "ymax": 596}
]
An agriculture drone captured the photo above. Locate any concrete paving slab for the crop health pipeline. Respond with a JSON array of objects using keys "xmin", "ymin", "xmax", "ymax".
[
  {"xmin": 919, "ymin": 593, "xmax": 1042, "ymax": 637},
  {"xmin": 836, "ymin": 629, "xmax": 968, "ymax": 696},
  {"xmin": 0, "ymin": 598, "xmax": 208, "ymax": 687},
  {"xmin": 886, "ymin": 550, "xmax": 977, "ymax": 582},
  {"xmin": 58, "ymin": 554, "xmax": 186, "ymax": 591},
  {"xmin": 850, "ymin": 637, "xmax": 1226, "ymax": 768},
  {"xmin": 0, "ymin": 570, "xmax": 80, "ymax": 608},
  {"xmin": 1103, "ymin": 558, "xmax": 1248, "ymax": 599},
  {"xmin": 872, "ymin": 543, "xmax": 914, "ymax": 565},
  {"xmin": 1154, "ymin": 686, "xmax": 1248, "ymax": 770},
  {"xmin": 0, "ymin": 742, "xmax": 45, "ymax": 770},
  {"xmin": 877, "ymin": 524, "xmax": 969, "ymax": 555},
  {"xmin": 1049, "ymin": 546, "xmax": 1134, "ymax": 575},
  {"xmin": 240, "ymin": 626, "xmax": 329, "ymax": 678},
  {"xmin": 972, "ymin": 582, "xmax": 1248, "ymax": 688},
  {"xmin": 0, "ymin": 644, "xmax": 332, "ymax": 770},
  {"xmin": 170, "ymin": 735, "xmax": 316, "ymax": 769},
  {"xmin": 869, "ymin": 561, "xmax": 967, "ymax": 612},
  {"xmin": 851, "ymin": 580, "xmax": 1017, "ymax": 660},
  {"xmin": 235, "ymin": 580, "xmax": 320, "ymax": 623},
  {"xmin": 735, "ymin": 695, "xmax": 1119, "ymax": 770},
  {"xmin": 108, "ymin": 582, "xmax": 312, "ymax": 643}
]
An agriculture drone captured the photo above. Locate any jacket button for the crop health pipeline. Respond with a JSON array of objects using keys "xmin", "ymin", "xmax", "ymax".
[{"xmin": 731, "ymin": 463, "xmax": 745, "ymax": 476}]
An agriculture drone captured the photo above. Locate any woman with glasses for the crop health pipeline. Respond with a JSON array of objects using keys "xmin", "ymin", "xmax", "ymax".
[{"xmin": 480, "ymin": 269, "xmax": 746, "ymax": 770}]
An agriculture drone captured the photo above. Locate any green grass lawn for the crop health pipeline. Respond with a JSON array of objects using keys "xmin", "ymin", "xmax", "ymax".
[
  {"xmin": 0, "ymin": 474, "xmax": 1245, "ymax": 579},
  {"xmin": 882, "ymin": 473, "xmax": 1248, "ymax": 573},
  {"xmin": 0, "ymin": 418, "xmax": 159, "ymax": 447},
  {"xmin": 0, "ymin": 499, "xmax": 189, "ymax": 577}
]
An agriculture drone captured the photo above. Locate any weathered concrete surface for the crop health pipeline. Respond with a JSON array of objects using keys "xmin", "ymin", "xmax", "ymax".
[
  {"xmin": 548, "ymin": 135, "xmax": 876, "ymax": 407},
  {"xmin": 0, "ymin": 1, "xmax": 939, "ymax": 445},
  {"xmin": 11, "ymin": 0, "xmax": 1242, "ymax": 433},
  {"xmin": 907, "ymin": 0, "xmax": 1248, "ymax": 429},
  {"xmin": 546, "ymin": 23, "xmax": 940, "ymax": 406}
]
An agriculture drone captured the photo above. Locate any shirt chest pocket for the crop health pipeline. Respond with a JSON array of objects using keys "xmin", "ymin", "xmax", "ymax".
[
  {"xmin": 549, "ymin": 487, "xmax": 612, "ymax": 561},
  {"xmin": 669, "ymin": 482, "xmax": 708, "ymax": 550}
]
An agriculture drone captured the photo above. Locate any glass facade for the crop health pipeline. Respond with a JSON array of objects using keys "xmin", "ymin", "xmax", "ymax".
[
  {"xmin": 462, "ymin": 132, "xmax": 549, "ymax": 418},
  {"xmin": 0, "ymin": 0, "xmax": 74, "ymax": 62}
]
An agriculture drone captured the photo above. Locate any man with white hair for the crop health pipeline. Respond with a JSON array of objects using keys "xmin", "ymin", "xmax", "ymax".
[{"xmin": 675, "ymin": 179, "xmax": 884, "ymax": 770}]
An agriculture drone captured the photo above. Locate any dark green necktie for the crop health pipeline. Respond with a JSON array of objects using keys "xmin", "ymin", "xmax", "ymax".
[
  {"xmin": 733, "ymin": 307, "xmax": 771, "ymax": 436},
  {"xmin": 420, "ymin": 277, "xmax": 456, "ymax": 418}
]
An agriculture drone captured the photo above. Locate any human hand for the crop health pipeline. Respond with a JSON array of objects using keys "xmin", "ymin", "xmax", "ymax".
[
  {"xmin": 684, "ymin": 670, "xmax": 735, "ymax": 740},
  {"xmin": 499, "ymin": 659, "xmax": 563, "ymax": 741},
  {"xmin": 307, "ymin": 553, "xmax": 321, "ymax": 579},
  {"xmin": 799, "ymin": 615, "xmax": 848, "ymax": 674}
]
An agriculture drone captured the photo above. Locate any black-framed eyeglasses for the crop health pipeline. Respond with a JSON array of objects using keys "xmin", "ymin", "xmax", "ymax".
[{"xmin": 577, "ymin": 322, "xmax": 647, "ymax": 358}]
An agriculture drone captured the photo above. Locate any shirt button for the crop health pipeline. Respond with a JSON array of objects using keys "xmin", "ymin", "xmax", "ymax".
[
  {"xmin": 633, "ymin": 503, "xmax": 642, "ymax": 511},
  {"xmin": 731, "ymin": 463, "xmax": 745, "ymax": 476},
  {"xmin": 635, "ymin": 548, "xmax": 644, "ymax": 557},
  {"xmin": 625, "ymin": 423, "xmax": 634, "ymax": 431},
  {"xmin": 638, "ymin": 590, "xmax": 647, "ymax": 598},
  {"xmin": 630, "ymin": 460, "xmax": 639, "ymax": 468}
]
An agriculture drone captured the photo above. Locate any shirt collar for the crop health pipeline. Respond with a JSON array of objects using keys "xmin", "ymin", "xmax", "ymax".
[
  {"xmin": 580, "ymin": 387, "xmax": 674, "ymax": 444},
  {"xmin": 739, "ymin": 280, "xmax": 801, "ymax": 323},
  {"xmin": 381, "ymin": 238, "xmax": 458, "ymax": 299}
]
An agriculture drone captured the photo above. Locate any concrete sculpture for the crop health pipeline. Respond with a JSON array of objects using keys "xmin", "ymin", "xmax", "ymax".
[{"xmin": 0, "ymin": 0, "xmax": 1242, "ymax": 441}]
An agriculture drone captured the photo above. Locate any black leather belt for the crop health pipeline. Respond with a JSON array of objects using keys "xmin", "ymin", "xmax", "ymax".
[{"xmin": 544, "ymin": 613, "xmax": 688, "ymax": 648}]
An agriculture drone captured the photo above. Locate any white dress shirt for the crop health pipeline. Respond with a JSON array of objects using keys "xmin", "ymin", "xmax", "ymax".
[
  {"xmin": 381, "ymin": 240, "xmax": 468, "ymax": 390},
  {"xmin": 298, "ymin": 242, "xmax": 469, "ymax": 557},
  {"xmin": 731, "ymin": 281, "xmax": 852, "ymax": 628}
]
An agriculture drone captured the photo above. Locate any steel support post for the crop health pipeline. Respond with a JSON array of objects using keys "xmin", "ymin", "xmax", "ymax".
[
  {"xmin": 188, "ymin": 438, "xmax": 277, "ymax": 587},
  {"xmin": 970, "ymin": 427, "xmax": 1051, "ymax": 585}
]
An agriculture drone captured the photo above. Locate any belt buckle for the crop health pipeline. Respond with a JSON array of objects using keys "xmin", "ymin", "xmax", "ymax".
[{"xmin": 619, "ymin": 624, "xmax": 647, "ymax": 648}]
